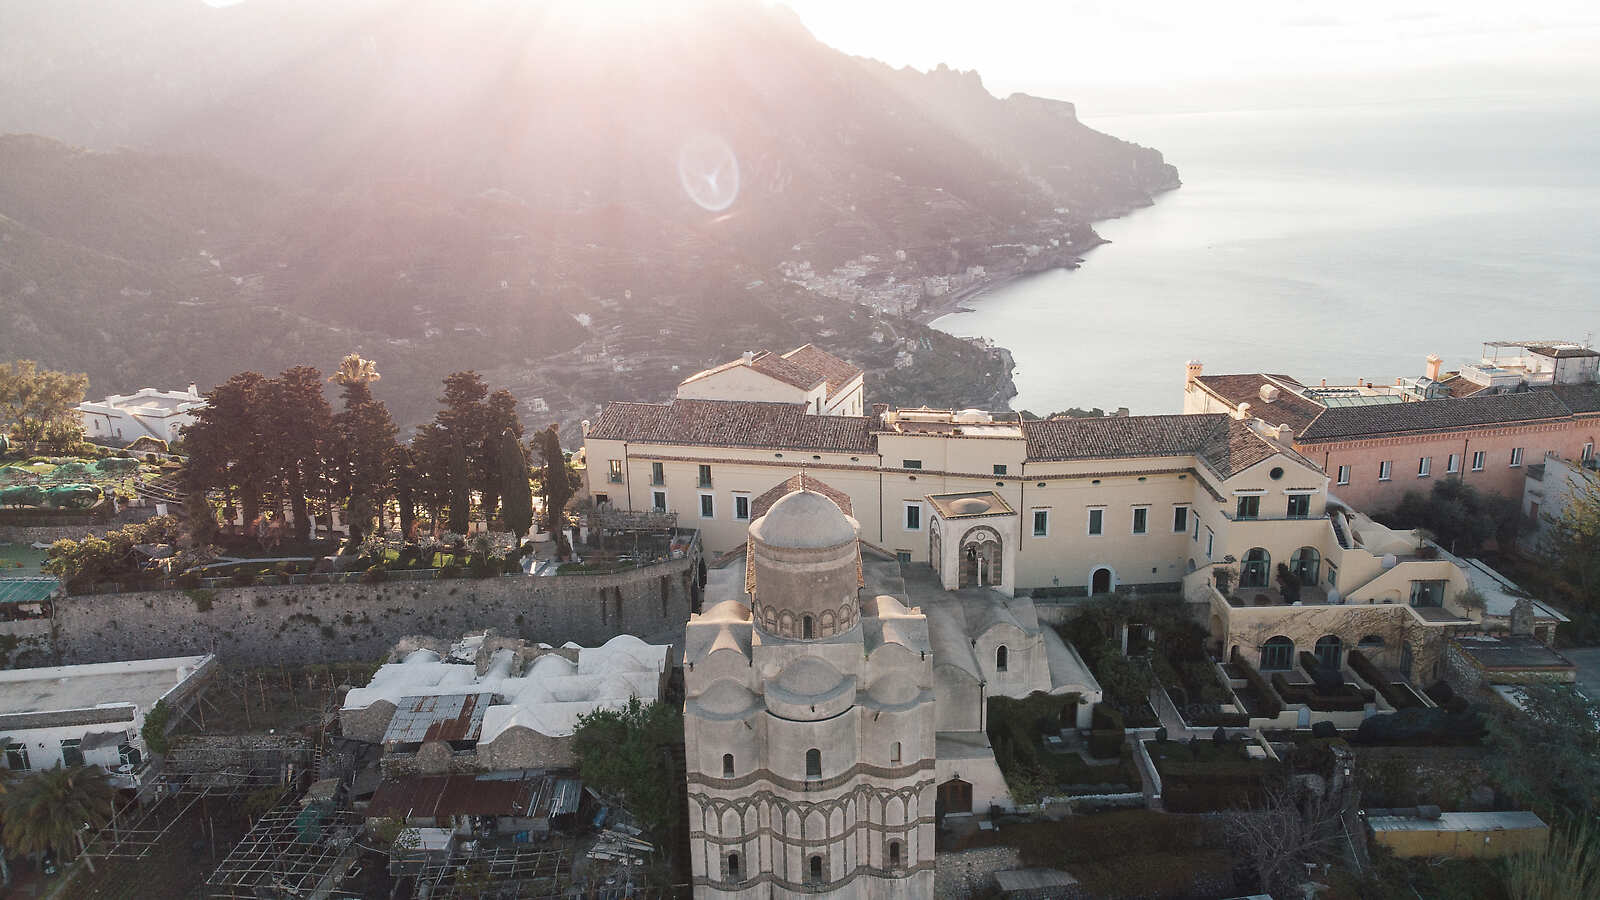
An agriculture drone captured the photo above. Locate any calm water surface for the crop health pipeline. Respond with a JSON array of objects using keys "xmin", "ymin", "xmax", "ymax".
[{"xmin": 933, "ymin": 95, "xmax": 1600, "ymax": 415}]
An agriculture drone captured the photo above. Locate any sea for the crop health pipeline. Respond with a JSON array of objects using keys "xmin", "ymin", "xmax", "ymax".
[{"xmin": 931, "ymin": 94, "xmax": 1600, "ymax": 416}]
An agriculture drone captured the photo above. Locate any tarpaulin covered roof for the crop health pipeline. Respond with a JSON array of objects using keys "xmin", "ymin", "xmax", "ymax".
[{"xmin": 0, "ymin": 576, "xmax": 58, "ymax": 605}]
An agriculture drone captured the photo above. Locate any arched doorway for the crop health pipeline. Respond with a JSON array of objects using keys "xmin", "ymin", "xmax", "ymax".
[
  {"xmin": 959, "ymin": 527, "xmax": 1002, "ymax": 588},
  {"xmin": 936, "ymin": 778, "xmax": 972, "ymax": 816},
  {"xmin": 1091, "ymin": 567, "xmax": 1113, "ymax": 595},
  {"xmin": 1291, "ymin": 547, "xmax": 1321, "ymax": 585},
  {"xmin": 1314, "ymin": 635, "xmax": 1343, "ymax": 670},
  {"xmin": 1241, "ymin": 548, "xmax": 1271, "ymax": 589}
]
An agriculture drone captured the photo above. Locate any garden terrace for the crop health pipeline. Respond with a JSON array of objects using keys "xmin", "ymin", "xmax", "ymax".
[
  {"xmin": 986, "ymin": 692, "xmax": 1141, "ymax": 801},
  {"xmin": 1146, "ymin": 737, "xmax": 1280, "ymax": 813},
  {"xmin": 951, "ymin": 810, "xmax": 1235, "ymax": 899},
  {"xmin": 1153, "ymin": 650, "xmax": 1249, "ymax": 729},
  {"xmin": 1348, "ymin": 648, "xmax": 1426, "ymax": 710}
]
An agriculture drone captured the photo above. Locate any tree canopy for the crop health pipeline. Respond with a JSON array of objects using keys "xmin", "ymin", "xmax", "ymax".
[
  {"xmin": 1387, "ymin": 477, "xmax": 1520, "ymax": 556},
  {"xmin": 498, "ymin": 429, "xmax": 534, "ymax": 539},
  {"xmin": 1483, "ymin": 683, "xmax": 1600, "ymax": 823},
  {"xmin": 0, "ymin": 360, "xmax": 88, "ymax": 452},
  {"xmin": 571, "ymin": 698, "xmax": 681, "ymax": 842},
  {"xmin": 3, "ymin": 764, "xmax": 115, "ymax": 861}
]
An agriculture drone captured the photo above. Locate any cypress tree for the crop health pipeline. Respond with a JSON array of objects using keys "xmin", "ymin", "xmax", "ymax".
[
  {"xmin": 499, "ymin": 429, "xmax": 534, "ymax": 539},
  {"xmin": 448, "ymin": 439, "xmax": 471, "ymax": 535}
]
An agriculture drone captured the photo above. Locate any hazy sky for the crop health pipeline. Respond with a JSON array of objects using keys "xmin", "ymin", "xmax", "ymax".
[{"xmin": 783, "ymin": 1, "xmax": 1600, "ymax": 114}]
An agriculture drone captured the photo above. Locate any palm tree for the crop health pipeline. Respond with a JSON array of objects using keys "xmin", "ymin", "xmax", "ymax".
[
  {"xmin": 329, "ymin": 353, "xmax": 381, "ymax": 387},
  {"xmin": 2, "ymin": 765, "xmax": 114, "ymax": 870}
]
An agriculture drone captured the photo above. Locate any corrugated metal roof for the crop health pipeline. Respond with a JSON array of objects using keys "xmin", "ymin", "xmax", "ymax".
[
  {"xmin": 0, "ymin": 577, "xmax": 58, "ymax": 605},
  {"xmin": 366, "ymin": 773, "xmax": 582, "ymax": 820},
  {"xmin": 1368, "ymin": 811, "xmax": 1546, "ymax": 833},
  {"xmin": 381, "ymin": 692, "xmax": 491, "ymax": 744}
]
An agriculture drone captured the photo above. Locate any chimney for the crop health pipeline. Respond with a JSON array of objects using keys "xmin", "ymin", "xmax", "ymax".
[
  {"xmin": 1425, "ymin": 354, "xmax": 1443, "ymax": 381},
  {"xmin": 1185, "ymin": 360, "xmax": 1204, "ymax": 386},
  {"xmin": 1234, "ymin": 401, "xmax": 1252, "ymax": 420},
  {"xmin": 188, "ymin": 382, "xmax": 199, "ymax": 398},
  {"xmin": 741, "ymin": 351, "xmax": 755, "ymax": 366},
  {"xmin": 1276, "ymin": 424, "xmax": 1294, "ymax": 443},
  {"xmin": 1258, "ymin": 384, "xmax": 1280, "ymax": 404},
  {"xmin": 580, "ymin": 419, "xmax": 591, "ymax": 437},
  {"xmin": 1320, "ymin": 378, "xmax": 1327, "ymax": 387},
  {"xmin": 1510, "ymin": 597, "xmax": 1535, "ymax": 635}
]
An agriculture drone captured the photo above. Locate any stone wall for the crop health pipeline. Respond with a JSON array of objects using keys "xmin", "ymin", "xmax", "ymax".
[
  {"xmin": 0, "ymin": 523, "xmax": 120, "ymax": 545},
  {"xmin": 934, "ymin": 846, "xmax": 1022, "ymax": 900},
  {"xmin": 52, "ymin": 558, "xmax": 696, "ymax": 666}
]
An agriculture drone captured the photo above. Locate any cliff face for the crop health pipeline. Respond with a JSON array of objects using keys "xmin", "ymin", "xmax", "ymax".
[{"xmin": 0, "ymin": 0, "xmax": 1179, "ymax": 427}]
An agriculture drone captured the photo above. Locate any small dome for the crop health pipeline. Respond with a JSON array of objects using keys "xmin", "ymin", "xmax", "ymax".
[
  {"xmin": 750, "ymin": 490, "xmax": 856, "ymax": 549},
  {"xmin": 950, "ymin": 496, "xmax": 992, "ymax": 515},
  {"xmin": 773, "ymin": 657, "xmax": 845, "ymax": 697},
  {"xmin": 697, "ymin": 679, "xmax": 759, "ymax": 715},
  {"xmin": 868, "ymin": 672, "xmax": 920, "ymax": 706}
]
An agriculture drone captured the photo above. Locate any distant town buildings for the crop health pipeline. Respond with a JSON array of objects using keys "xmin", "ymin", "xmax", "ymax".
[{"xmin": 77, "ymin": 383, "xmax": 206, "ymax": 444}]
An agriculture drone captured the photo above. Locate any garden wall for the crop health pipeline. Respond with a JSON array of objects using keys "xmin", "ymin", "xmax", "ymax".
[{"xmin": 51, "ymin": 558, "xmax": 697, "ymax": 666}]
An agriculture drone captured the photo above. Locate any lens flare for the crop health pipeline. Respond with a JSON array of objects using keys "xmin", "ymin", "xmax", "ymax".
[{"xmin": 677, "ymin": 135, "xmax": 740, "ymax": 213}]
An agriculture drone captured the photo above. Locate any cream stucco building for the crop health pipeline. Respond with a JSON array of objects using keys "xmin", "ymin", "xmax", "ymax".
[
  {"xmin": 682, "ymin": 487, "xmax": 1098, "ymax": 897},
  {"xmin": 589, "ymin": 347, "xmax": 1561, "ymax": 689}
]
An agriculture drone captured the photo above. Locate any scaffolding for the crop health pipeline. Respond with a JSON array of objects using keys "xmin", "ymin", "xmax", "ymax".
[
  {"xmin": 413, "ymin": 845, "xmax": 571, "ymax": 899},
  {"xmin": 81, "ymin": 741, "xmax": 315, "ymax": 862},
  {"xmin": 202, "ymin": 801, "xmax": 366, "ymax": 898}
]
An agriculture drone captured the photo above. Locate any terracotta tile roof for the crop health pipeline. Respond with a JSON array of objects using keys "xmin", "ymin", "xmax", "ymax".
[
  {"xmin": 781, "ymin": 344, "xmax": 864, "ymax": 400},
  {"xmin": 1552, "ymin": 384, "xmax": 1600, "ymax": 414},
  {"xmin": 751, "ymin": 473, "xmax": 853, "ymax": 518},
  {"xmin": 1529, "ymin": 346, "xmax": 1600, "ymax": 359},
  {"xmin": 1436, "ymin": 374, "xmax": 1489, "ymax": 399},
  {"xmin": 678, "ymin": 350, "xmax": 824, "ymax": 392},
  {"xmin": 1022, "ymin": 413, "xmax": 1232, "ymax": 461},
  {"xmin": 587, "ymin": 399, "xmax": 875, "ymax": 453},
  {"xmin": 1200, "ymin": 419, "xmax": 1282, "ymax": 479},
  {"xmin": 1194, "ymin": 374, "xmax": 1324, "ymax": 433},
  {"xmin": 1297, "ymin": 390, "xmax": 1574, "ymax": 442}
]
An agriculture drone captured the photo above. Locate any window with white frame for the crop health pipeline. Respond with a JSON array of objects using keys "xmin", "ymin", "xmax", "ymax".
[
  {"xmin": 903, "ymin": 502, "xmax": 922, "ymax": 531},
  {"xmin": 1192, "ymin": 516, "xmax": 1200, "ymax": 541},
  {"xmin": 1032, "ymin": 508, "xmax": 1049, "ymax": 537},
  {"xmin": 1418, "ymin": 456, "xmax": 1431, "ymax": 477},
  {"xmin": 1472, "ymin": 450, "xmax": 1486, "ymax": 471},
  {"xmin": 1584, "ymin": 443, "xmax": 1595, "ymax": 462},
  {"xmin": 1087, "ymin": 507, "xmax": 1104, "ymax": 536},
  {"xmin": 1510, "ymin": 447, "xmax": 1524, "ymax": 467},
  {"xmin": 1235, "ymin": 494, "xmax": 1261, "ymax": 519},
  {"xmin": 61, "ymin": 738, "xmax": 84, "ymax": 768},
  {"xmin": 1173, "ymin": 505, "xmax": 1189, "ymax": 533},
  {"xmin": 1378, "ymin": 461, "xmax": 1392, "ymax": 481},
  {"xmin": 652, "ymin": 490, "xmax": 667, "ymax": 512},
  {"xmin": 902, "ymin": 459, "xmax": 922, "ymax": 470},
  {"xmin": 1327, "ymin": 562, "xmax": 1338, "ymax": 588},
  {"xmin": 607, "ymin": 460, "xmax": 623, "ymax": 483},
  {"xmin": 4, "ymin": 742, "xmax": 28, "ymax": 771},
  {"xmin": 1336, "ymin": 465, "xmax": 1350, "ymax": 485},
  {"xmin": 733, "ymin": 494, "xmax": 751, "ymax": 521},
  {"xmin": 698, "ymin": 464, "xmax": 713, "ymax": 488},
  {"xmin": 1205, "ymin": 529, "xmax": 1214, "ymax": 559},
  {"xmin": 1447, "ymin": 453, "xmax": 1460, "ymax": 474},
  {"xmin": 1131, "ymin": 506, "xmax": 1149, "ymax": 534},
  {"xmin": 699, "ymin": 493, "xmax": 715, "ymax": 519},
  {"xmin": 1286, "ymin": 493, "xmax": 1310, "ymax": 519},
  {"xmin": 651, "ymin": 461, "xmax": 664, "ymax": 485}
]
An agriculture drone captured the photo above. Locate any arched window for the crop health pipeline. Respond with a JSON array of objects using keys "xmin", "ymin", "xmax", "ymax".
[
  {"xmin": 1358, "ymin": 634, "xmax": 1385, "ymax": 649},
  {"xmin": 1241, "ymin": 548, "xmax": 1271, "ymax": 588},
  {"xmin": 809, "ymin": 854, "xmax": 825, "ymax": 882},
  {"xmin": 1315, "ymin": 635, "xmax": 1343, "ymax": 671},
  {"xmin": 805, "ymin": 748, "xmax": 821, "ymax": 779},
  {"xmin": 890, "ymin": 741, "xmax": 902, "ymax": 764},
  {"xmin": 722, "ymin": 753, "xmax": 734, "ymax": 778},
  {"xmin": 995, "ymin": 645, "xmax": 1009, "ymax": 672},
  {"xmin": 802, "ymin": 615, "xmax": 814, "ymax": 639},
  {"xmin": 1290, "ymin": 547, "xmax": 1321, "ymax": 585},
  {"xmin": 1261, "ymin": 636, "xmax": 1294, "ymax": 670},
  {"xmin": 726, "ymin": 851, "xmax": 741, "ymax": 879},
  {"xmin": 888, "ymin": 840, "xmax": 902, "ymax": 868}
]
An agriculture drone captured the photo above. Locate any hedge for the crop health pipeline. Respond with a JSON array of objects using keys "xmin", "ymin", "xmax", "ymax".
[
  {"xmin": 1230, "ymin": 647, "xmax": 1283, "ymax": 719},
  {"xmin": 1089, "ymin": 703, "xmax": 1125, "ymax": 759},
  {"xmin": 1348, "ymin": 648, "xmax": 1420, "ymax": 710},
  {"xmin": 1272, "ymin": 673, "xmax": 1372, "ymax": 712}
]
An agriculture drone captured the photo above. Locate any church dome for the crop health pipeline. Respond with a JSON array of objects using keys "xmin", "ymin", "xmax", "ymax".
[
  {"xmin": 749, "ymin": 489, "xmax": 857, "ymax": 549},
  {"xmin": 950, "ymin": 496, "xmax": 993, "ymax": 515},
  {"xmin": 747, "ymin": 489, "xmax": 862, "ymax": 640}
]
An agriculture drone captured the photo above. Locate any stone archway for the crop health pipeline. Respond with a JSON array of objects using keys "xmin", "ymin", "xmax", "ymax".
[
  {"xmin": 1091, "ymin": 567, "xmax": 1114, "ymax": 595},
  {"xmin": 958, "ymin": 526, "xmax": 1002, "ymax": 589}
]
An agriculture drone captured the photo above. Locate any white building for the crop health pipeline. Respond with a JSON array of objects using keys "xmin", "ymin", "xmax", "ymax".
[
  {"xmin": 677, "ymin": 345, "xmax": 865, "ymax": 417},
  {"xmin": 341, "ymin": 632, "xmax": 671, "ymax": 773},
  {"xmin": 77, "ymin": 384, "xmax": 206, "ymax": 444},
  {"xmin": 683, "ymin": 488, "xmax": 1099, "ymax": 897},
  {"xmin": 0, "ymin": 654, "xmax": 216, "ymax": 788}
]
